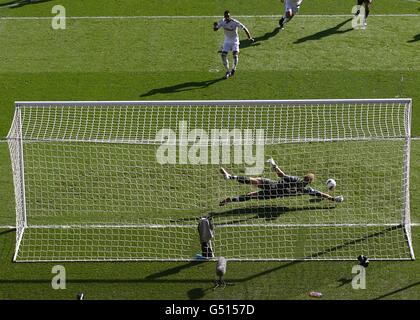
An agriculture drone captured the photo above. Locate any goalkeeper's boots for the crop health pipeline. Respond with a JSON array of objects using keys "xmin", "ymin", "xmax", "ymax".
[
  {"xmin": 220, "ymin": 167, "xmax": 232, "ymax": 180},
  {"xmin": 266, "ymin": 157, "xmax": 278, "ymax": 170},
  {"xmin": 225, "ymin": 71, "xmax": 231, "ymax": 79},
  {"xmin": 230, "ymin": 69, "xmax": 235, "ymax": 77}
]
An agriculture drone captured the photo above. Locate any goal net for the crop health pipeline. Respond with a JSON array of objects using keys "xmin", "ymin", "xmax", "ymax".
[{"xmin": 7, "ymin": 99, "xmax": 414, "ymax": 262}]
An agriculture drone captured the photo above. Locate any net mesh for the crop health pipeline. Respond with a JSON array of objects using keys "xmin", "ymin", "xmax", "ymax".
[{"xmin": 6, "ymin": 100, "xmax": 413, "ymax": 261}]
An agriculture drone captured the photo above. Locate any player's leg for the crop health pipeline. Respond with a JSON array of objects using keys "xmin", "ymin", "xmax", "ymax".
[
  {"xmin": 221, "ymin": 41, "xmax": 234, "ymax": 78},
  {"xmin": 231, "ymin": 47, "xmax": 239, "ymax": 76},
  {"xmin": 363, "ymin": 0, "xmax": 371, "ymax": 26},
  {"xmin": 221, "ymin": 51, "xmax": 230, "ymax": 78},
  {"xmin": 220, "ymin": 167, "xmax": 267, "ymax": 187},
  {"xmin": 219, "ymin": 191, "xmax": 261, "ymax": 206},
  {"xmin": 201, "ymin": 240, "xmax": 214, "ymax": 258},
  {"xmin": 279, "ymin": 8, "xmax": 293, "ymax": 28},
  {"xmin": 279, "ymin": 0, "xmax": 295, "ymax": 28},
  {"xmin": 289, "ymin": 0, "xmax": 302, "ymax": 20}
]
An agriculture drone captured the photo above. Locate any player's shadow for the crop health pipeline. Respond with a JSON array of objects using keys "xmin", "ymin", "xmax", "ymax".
[
  {"xmin": 407, "ymin": 34, "xmax": 420, "ymax": 43},
  {"xmin": 373, "ymin": 281, "xmax": 420, "ymax": 300},
  {"xmin": 210, "ymin": 205, "xmax": 335, "ymax": 223},
  {"xmin": 230, "ymin": 225, "xmax": 404, "ymax": 284},
  {"xmin": 144, "ymin": 261, "xmax": 206, "ymax": 280},
  {"xmin": 337, "ymin": 277, "xmax": 353, "ymax": 287},
  {"xmin": 140, "ymin": 77, "xmax": 225, "ymax": 97},
  {"xmin": 171, "ymin": 204, "xmax": 335, "ymax": 226},
  {"xmin": 293, "ymin": 18, "xmax": 353, "ymax": 44},
  {"xmin": 0, "ymin": 0, "xmax": 52, "ymax": 8},
  {"xmin": 240, "ymin": 27, "xmax": 281, "ymax": 49},
  {"xmin": 307, "ymin": 225, "xmax": 402, "ymax": 259},
  {"xmin": 0, "ymin": 228, "xmax": 15, "ymax": 236},
  {"xmin": 187, "ymin": 288, "xmax": 208, "ymax": 299}
]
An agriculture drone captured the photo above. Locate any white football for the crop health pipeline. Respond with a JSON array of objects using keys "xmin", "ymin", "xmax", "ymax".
[{"xmin": 326, "ymin": 178, "xmax": 336, "ymax": 190}]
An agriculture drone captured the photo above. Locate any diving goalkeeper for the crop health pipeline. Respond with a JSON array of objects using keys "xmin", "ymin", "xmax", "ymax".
[{"xmin": 219, "ymin": 158, "xmax": 344, "ymax": 206}]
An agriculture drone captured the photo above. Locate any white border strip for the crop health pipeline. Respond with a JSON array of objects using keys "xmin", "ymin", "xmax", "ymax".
[
  {"xmin": 0, "ymin": 14, "xmax": 420, "ymax": 20},
  {"xmin": 15, "ymin": 98, "xmax": 413, "ymax": 107}
]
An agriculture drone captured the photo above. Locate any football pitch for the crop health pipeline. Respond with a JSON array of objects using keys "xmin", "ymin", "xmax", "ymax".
[{"xmin": 0, "ymin": 0, "xmax": 419, "ymax": 300}]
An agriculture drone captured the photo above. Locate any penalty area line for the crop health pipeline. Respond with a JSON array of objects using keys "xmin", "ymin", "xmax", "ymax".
[{"xmin": 0, "ymin": 14, "xmax": 420, "ymax": 20}]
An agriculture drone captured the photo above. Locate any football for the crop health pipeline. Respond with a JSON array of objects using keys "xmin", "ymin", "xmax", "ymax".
[{"xmin": 326, "ymin": 178, "xmax": 337, "ymax": 190}]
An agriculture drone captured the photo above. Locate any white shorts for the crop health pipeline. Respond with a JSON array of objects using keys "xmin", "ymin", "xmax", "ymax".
[
  {"xmin": 285, "ymin": 0, "xmax": 301, "ymax": 14},
  {"xmin": 222, "ymin": 40, "xmax": 240, "ymax": 53}
]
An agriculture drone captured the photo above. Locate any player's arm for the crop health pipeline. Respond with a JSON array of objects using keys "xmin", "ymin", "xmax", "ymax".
[
  {"xmin": 266, "ymin": 158, "xmax": 285, "ymax": 177},
  {"xmin": 307, "ymin": 188, "xmax": 344, "ymax": 202},
  {"xmin": 243, "ymin": 27, "xmax": 254, "ymax": 42}
]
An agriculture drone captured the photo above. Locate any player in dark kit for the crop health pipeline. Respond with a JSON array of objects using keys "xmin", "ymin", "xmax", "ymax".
[
  {"xmin": 219, "ymin": 158, "xmax": 344, "ymax": 206},
  {"xmin": 355, "ymin": 0, "xmax": 373, "ymax": 28}
]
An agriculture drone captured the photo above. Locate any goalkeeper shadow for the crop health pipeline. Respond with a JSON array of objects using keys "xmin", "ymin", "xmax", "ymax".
[
  {"xmin": 171, "ymin": 204, "xmax": 336, "ymax": 224},
  {"xmin": 209, "ymin": 204, "xmax": 336, "ymax": 222}
]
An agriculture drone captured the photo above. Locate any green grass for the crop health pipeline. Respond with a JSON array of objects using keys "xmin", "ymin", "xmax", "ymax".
[
  {"xmin": 0, "ymin": 0, "xmax": 419, "ymax": 299},
  {"xmin": 0, "ymin": 227, "xmax": 419, "ymax": 299}
]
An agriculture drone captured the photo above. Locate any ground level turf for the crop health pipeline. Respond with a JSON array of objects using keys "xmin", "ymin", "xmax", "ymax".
[
  {"xmin": 0, "ymin": 226, "xmax": 419, "ymax": 300},
  {"xmin": 0, "ymin": 0, "xmax": 419, "ymax": 299}
]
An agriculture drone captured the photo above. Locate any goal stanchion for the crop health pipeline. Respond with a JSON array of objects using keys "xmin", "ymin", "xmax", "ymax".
[{"xmin": 6, "ymin": 99, "xmax": 414, "ymax": 262}]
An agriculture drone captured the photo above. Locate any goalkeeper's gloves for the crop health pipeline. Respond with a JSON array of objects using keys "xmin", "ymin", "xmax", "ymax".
[
  {"xmin": 266, "ymin": 157, "xmax": 277, "ymax": 169},
  {"xmin": 357, "ymin": 255, "xmax": 369, "ymax": 268},
  {"xmin": 334, "ymin": 195, "xmax": 344, "ymax": 203}
]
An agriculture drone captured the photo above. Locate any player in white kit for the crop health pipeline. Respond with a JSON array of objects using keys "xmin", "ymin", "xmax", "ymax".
[
  {"xmin": 279, "ymin": 0, "xmax": 303, "ymax": 29},
  {"xmin": 213, "ymin": 10, "xmax": 254, "ymax": 79}
]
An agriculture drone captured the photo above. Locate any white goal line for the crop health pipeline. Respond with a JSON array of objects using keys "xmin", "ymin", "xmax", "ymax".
[{"xmin": 0, "ymin": 14, "xmax": 419, "ymax": 20}]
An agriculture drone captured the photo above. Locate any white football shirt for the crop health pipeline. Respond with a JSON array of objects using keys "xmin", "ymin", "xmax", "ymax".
[{"xmin": 216, "ymin": 18, "xmax": 246, "ymax": 43}]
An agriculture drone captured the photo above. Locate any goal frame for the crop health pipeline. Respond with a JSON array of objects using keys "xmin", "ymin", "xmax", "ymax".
[{"xmin": 7, "ymin": 98, "xmax": 414, "ymax": 262}]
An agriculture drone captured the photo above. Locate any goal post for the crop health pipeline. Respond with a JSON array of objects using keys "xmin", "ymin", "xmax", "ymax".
[
  {"xmin": 7, "ymin": 107, "xmax": 28, "ymax": 262},
  {"xmin": 6, "ymin": 99, "xmax": 414, "ymax": 262}
]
